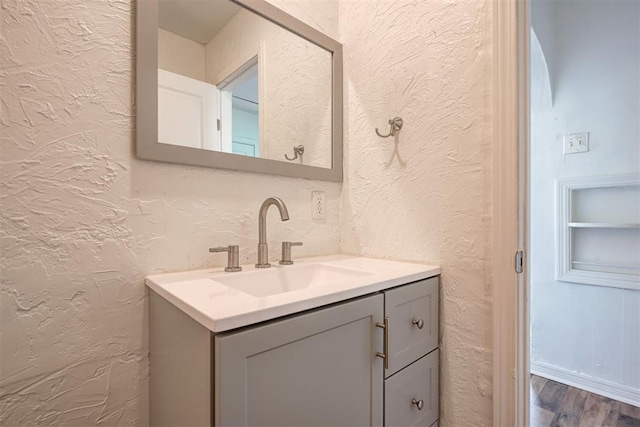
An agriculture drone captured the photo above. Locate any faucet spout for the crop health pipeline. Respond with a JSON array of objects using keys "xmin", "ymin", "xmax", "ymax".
[{"xmin": 256, "ymin": 197, "xmax": 289, "ymax": 268}]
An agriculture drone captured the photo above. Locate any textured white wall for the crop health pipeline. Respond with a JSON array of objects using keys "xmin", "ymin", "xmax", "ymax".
[
  {"xmin": 339, "ymin": 1, "xmax": 494, "ymax": 426},
  {"xmin": 205, "ymin": 9, "xmax": 332, "ymax": 168},
  {"xmin": 530, "ymin": 1, "xmax": 640, "ymax": 393},
  {"xmin": 157, "ymin": 28, "xmax": 206, "ymax": 81},
  {"xmin": 1, "ymin": 0, "xmax": 497, "ymax": 425},
  {"xmin": 0, "ymin": 0, "xmax": 340, "ymax": 424}
]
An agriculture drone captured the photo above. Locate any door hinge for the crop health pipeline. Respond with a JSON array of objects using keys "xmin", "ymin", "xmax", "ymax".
[
  {"xmin": 217, "ymin": 118, "xmax": 221, "ymax": 131},
  {"xmin": 515, "ymin": 250, "xmax": 524, "ymax": 274}
]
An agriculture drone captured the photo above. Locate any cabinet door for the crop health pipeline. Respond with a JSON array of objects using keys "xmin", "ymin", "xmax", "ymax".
[
  {"xmin": 385, "ymin": 350, "xmax": 439, "ymax": 427},
  {"xmin": 384, "ymin": 277, "xmax": 439, "ymax": 376},
  {"xmin": 215, "ymin": 294, "xmax": 384, "ymax": 427}
]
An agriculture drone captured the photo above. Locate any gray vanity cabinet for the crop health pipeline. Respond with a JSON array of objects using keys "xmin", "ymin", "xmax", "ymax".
[
  {"xmin": 149, "ymin": 276, "xmax": 439, "ymax": 427},
  {"xmin": 383, "ymin": 277, "xmax": 439, "ymax": 427},
  {"xmin": 214, "ymin": 294, "xmax": 384, "ymax": 426},
  {"xmin": 384, "ymin": 278, "xmax": 439, "ymax": 377},
  {"xmin": 384, "ymin": 350, "xmax": 439, "ymax": 427}
]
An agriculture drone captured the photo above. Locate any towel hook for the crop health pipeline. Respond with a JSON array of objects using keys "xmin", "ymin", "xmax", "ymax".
[
  {"xmin": 375, "ymin": 117, "xmax": 403, "ymax": 138},
  {"xmin": 285, "ymin": 145, "xmax": 304, "ymax": 161}
]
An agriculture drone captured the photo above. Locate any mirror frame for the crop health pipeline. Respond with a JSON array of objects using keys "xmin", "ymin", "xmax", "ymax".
[{"xmin": 136, "ymin": 0, "xmax": 343, "ymax": 182}]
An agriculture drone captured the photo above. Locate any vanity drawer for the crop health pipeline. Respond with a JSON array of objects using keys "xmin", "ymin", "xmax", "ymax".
[
  {"xmin": 384, "ymin": 349, "xmax": 439, "ymax": 427},
  {"xmin": 384, "ymin": 277, "xmax": 438, "ymax": 376}
]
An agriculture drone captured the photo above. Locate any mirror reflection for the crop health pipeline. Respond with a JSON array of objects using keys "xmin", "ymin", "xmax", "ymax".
[{"xmin": 157, "ymin": 0, "xmax": 333, "ymax": 168}]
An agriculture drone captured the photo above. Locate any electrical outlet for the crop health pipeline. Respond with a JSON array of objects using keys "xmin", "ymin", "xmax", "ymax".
[
  {"xmin": 311, "ymin": 191, "xmax": 325, "ymax": 219},
  {"xmin": 564, "ymin": 132, "xmax": 589, "ymax": 154}
]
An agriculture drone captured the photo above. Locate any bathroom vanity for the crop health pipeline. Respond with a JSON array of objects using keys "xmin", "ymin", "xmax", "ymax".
[{"xmin": 147, "ymin": 255, "xmax": 440, "ymax": 426}]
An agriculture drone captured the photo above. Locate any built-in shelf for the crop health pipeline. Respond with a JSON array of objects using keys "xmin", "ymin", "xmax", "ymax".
[
  {"xmin": 572, "ymin": 261, "xmax": 640, "ymax": 276},
  {"xmin": 568, "ymin": 222, "xmax": 640, "ymax": 228},
  {"xmin": 557, "ymin": 173, "xmax": 640, "ymax": 290}
]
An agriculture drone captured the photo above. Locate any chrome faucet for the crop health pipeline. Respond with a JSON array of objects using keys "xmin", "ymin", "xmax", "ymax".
[{"xmin": 256, "ymin": 197, "xmax": 289, "ymax": 268}]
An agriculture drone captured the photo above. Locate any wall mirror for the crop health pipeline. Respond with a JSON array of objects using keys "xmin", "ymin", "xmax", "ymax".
[{"xmin": 136, "ymin": 0, "xmax": 343, "ymax": 181}]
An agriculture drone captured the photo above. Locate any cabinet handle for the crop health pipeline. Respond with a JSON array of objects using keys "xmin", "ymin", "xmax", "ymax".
[
  {"xmin": 412, "ymin": 318, "xmax": 424, "ymax": 329},
  {"xmin": 412, "ymin": 399, "xmax": 424, "ymax": 411},
  {"xmin": 375, "ymin": 317, "xmax": 389, "ymax": 369}
]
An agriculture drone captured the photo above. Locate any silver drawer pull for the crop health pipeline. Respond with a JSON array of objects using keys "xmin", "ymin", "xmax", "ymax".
[
  {"xmin": 412, "ymin": 399, "xmax": 424, "ymax": 410},
  {"xmin": 375, "ymin": 317, "xmax": 389, "ymax": 370},
  {"xmin": 412, "ymin": 318, "xmax": 424, "ymax": 329}
]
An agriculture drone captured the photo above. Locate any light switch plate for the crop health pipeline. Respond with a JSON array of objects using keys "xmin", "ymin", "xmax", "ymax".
[{"xmin": 564, "ymin": 132, "xmax": 589, "ymax": 154}]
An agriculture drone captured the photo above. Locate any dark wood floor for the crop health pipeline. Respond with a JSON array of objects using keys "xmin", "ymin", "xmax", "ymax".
[{"xmin": 530, "ymin": 375, "xmax": 640, "ymax": 427}]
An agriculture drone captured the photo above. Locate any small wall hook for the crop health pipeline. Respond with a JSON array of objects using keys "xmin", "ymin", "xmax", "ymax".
[
  {"xmin": 375, "ymin": 117, "xmax": 403, "ymax": 138},
  {"xmin": 285, "ymin": 144, "xmax": 304, "ymax": 161}
]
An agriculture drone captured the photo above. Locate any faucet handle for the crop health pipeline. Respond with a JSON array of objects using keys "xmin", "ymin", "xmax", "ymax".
[
  {"xmin": 209, "ymin": 245, "xmax": 242, "ymax": 272},
  {"xmin": 279, "ymin": 241, "xmax": 303, "ymax": 265}
]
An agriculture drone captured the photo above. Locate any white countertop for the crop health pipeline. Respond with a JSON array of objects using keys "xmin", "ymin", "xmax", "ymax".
[{"xmin": 146, "ymin": 254, "xmax": 440, "ymax": 332}]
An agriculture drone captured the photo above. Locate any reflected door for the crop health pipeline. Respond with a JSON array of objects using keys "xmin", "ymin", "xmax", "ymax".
[{"xmin": 158, "ymin": 69, "xmax": 221, "ymax": 150}]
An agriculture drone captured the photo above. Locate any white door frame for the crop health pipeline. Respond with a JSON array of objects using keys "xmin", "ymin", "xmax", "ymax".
[{"xmin": 492, "ymin": 0, "xmax": 530, "ymax": 426}]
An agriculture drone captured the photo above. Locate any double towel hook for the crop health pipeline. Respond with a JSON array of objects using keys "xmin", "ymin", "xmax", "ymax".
[
  {"xmin": 375, "ymin": 117, "xmax": 403, "ymax": 138},
  {"xmin": 285, "ymin": 144, "xmax": 304, "ymax": 161}
]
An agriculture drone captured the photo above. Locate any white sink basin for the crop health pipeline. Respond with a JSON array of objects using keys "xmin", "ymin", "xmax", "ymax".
[
  {"xmin": 212, "ymin": 263, "xmax": 373, "ymax": 297},
  {"xmin": 146, "ymin": 255, "xmax": 440, "ymax": 332}
]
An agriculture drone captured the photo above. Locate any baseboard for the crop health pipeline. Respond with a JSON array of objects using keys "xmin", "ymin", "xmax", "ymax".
[{"xmin": 531, "ymin": 361, "xmax": 640, "ymax": 407}]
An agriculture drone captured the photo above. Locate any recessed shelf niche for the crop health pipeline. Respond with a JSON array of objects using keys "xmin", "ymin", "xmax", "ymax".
[{"xmin": 557, "ymin": 173, "xmax": 640, "ymax": 290}]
